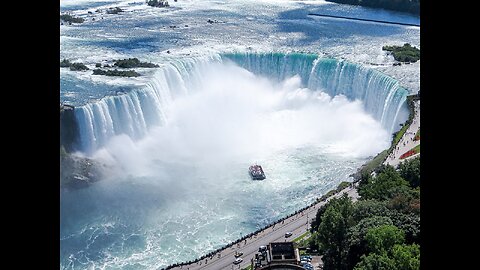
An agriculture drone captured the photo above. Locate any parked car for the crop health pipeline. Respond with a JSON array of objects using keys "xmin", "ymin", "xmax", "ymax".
[
  {"xmin": 285, "ymin": 232, "xmax": 293, "ymax": 238},
  {"xmin": 233, "ymin": 257, "xmax": 243, "ymax": 264},
  {"xmin": 300, "ymin": 255, "xmax": 312, "ymax": 262},
  {"xmin": 259, "ymin": 245, "xmax": 267, "ymax": 252},
  {"xmin": 303, "ymin": 263, "xmax": 313, "ymax": 270}
]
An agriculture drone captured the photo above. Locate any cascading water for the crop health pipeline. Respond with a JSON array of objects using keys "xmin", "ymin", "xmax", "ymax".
[
  {"xmin": 223, "ymin": 53, "xmax": 409, "ymax": 135},
  {"xmin": 71, "ymin": 53, "xmax": 408, "ymax": 154}
]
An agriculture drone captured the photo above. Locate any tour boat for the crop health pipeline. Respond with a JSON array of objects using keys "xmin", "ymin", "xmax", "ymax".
[{"xmin": 249, "ymin": 164, "xmax": 266, "ymax": 180}]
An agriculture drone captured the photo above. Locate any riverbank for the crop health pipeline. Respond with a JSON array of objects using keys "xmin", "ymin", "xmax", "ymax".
[
  {"xmin": 307, "ymin": 13, "xmax": 420, "ymax": 27},
  {"xmin": 325, "ymin": 0, "xmax": 420, "ymax": 15}
]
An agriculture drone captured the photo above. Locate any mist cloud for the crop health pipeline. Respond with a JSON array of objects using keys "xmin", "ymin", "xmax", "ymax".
[{"xmin": 93, "ymin": 62, "xmax": 390, "ymax": 179}]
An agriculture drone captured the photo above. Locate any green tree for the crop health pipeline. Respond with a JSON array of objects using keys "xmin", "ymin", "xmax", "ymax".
[
  {"xmin": 358, "ymin": 165, "xmax": 409, "ymax": 201},
  {"xmin": 354, "ymin": 252, "xmax": 396, "ymax": 270},
  {"xmin": 346, "ymin": 216, "xmax": 394, "ymax": 269},
  {"xmin": 357, "ymin": 170, "xmax": 373, "ymax": 191},
  {"xmin": 391, "ymin": 244, "xmax": 420, "ymax": 270},
  {"xmin": 387, "ymin": 211, "xmax": 420, "ymax": 244},
  {"xmin": 398, "ymin": 157, "xmax": 420, "ymax": 188},
  {"xmin": 310, "ymin": 203, "xmax": 328, "ymax": 233},
  {"xmin": 365, "ymin": 225, "xmax": 405, "ymax": 254},
  {"xmin": 354, "ymin": 243, "xmax": 419, "ymax": 270},
  {"xmin": 352, "ymin": 200, "xmax": 390, "ymax": 223},
  {"xmin": 316, "ymin": 194, "xmax": 355, "ymax": 270},
  {"xmin": 386, "ymin": 185, "xmax": 420, "ymax": 213}
]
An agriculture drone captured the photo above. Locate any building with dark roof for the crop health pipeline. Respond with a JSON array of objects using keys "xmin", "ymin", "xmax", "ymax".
[{"xmin": 252, "ymin": 242, "xmax": 304, "ymax": 270}]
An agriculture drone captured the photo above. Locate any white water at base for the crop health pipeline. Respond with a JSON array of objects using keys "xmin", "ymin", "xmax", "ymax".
[{"xmin": 93, "ymin": 62, "xmax": 391, "ymax": 177}]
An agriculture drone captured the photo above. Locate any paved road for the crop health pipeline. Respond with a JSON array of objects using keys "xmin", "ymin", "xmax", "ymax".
[
  {"xmin": 169, "ymin": 186, "xmax": 359, "ymax": 270},
  {"xmin": 385, "ymin": 99, "xmax": 420, "ymax": 167}
]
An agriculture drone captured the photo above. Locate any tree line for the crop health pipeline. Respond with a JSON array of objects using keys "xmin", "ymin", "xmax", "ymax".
[{"xmin": 308, "ymin": 157, "xmax": 420, "ymax": 270}]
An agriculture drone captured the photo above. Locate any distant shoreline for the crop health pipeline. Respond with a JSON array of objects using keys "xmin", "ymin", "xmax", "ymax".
[
  {"xmin": 308, "ymin": 13, "xmax": 420, "ymax": 27},
  {"xmin": 325, "ymin": 0, "xmax": 420, "ymax": 16}
]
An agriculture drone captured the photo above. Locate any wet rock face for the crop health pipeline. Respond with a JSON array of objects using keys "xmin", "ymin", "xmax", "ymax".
[
  {"xmin": 60, "ymin": 151, "xmax": 105, "ymax": 189},
  {"xmin": 60, "ymin": 105, "xmax": 80, "ymax": 152}
]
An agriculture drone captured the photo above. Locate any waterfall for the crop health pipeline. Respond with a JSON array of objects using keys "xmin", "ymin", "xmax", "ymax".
[
  {"xmin": 68, "ymin": 52, "xmax": 409, "ymax": 154},
  {"xmin": 222, "ymin": 52, "xmax": 409, "ymax": 135}
]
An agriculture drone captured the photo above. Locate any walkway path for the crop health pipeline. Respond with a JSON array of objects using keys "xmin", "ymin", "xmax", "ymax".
[
  {"xmin": 168, "ymin": 186, "xmax": 359, "ymax": 270},
  {"xmin": 384, "ymin": 99, "xmax": 420, "ymax": 167}
]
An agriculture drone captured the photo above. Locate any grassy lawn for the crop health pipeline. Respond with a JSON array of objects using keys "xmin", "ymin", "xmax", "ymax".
[
  {"xmin": 406, "ymin": 144, "xmax": 420, "ymax": 155},
  {"xmin": 413, "ymin": 144, "xmax": 420, "ymax": 153},
  {"xmin": 293, "ymin": 231, "xmax": 311, "ymax": 243},
  {"xmin": 359, "ymin": 149, "xmax": 389, "ymax": 176},
  {"xmin": 241, "ymin": 265, "xmax": 252, "ymax": 270},
  {"xmin": 336, "ymin": 181, "xmax": 350, "ymax": 192},
  {"xmin": 393, "ymin": 124, "xmax": 409, "ymax": 146},
  {"xmin": 414, "ymin": 128, "xmax": 420, "ymax": 141}
]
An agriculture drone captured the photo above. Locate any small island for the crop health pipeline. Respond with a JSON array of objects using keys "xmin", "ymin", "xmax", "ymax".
[
  {"xmin": 61, "ymin": 57, "xmax": 159, "ymax": 77},
  {"xmin": 60, "ymin": 14, "xmax": 85, "ymax": 24},
  {"xmin": 383, "ymin": 43, "xmax": 420, "ymax": 63},
  {"xmin": 147, "ymin": 0, "xmax": 170, "ymax": 8},
  {"xmin": 106, "ymin": 7, "xmax": 124, "ymax": 14},
  {"xmin": 113, "ymin": 58, "xmax": 160, "ymax": 68},
  {"xmin": 60, "ymin": 59, "xmax": 89, "ymax": 71},
  {"xmin": 93, "ymin": 68, "xmax": 141, "ymax": 77}
]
